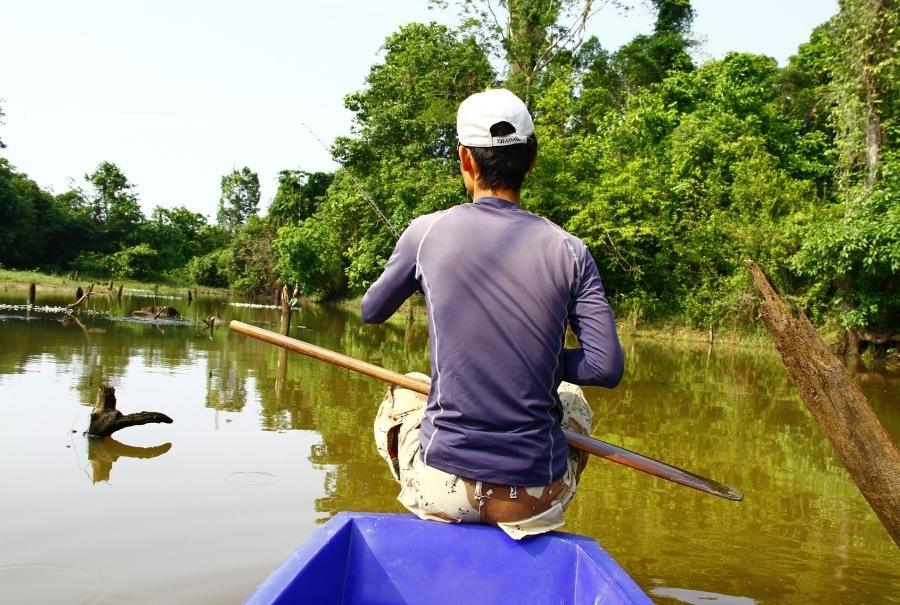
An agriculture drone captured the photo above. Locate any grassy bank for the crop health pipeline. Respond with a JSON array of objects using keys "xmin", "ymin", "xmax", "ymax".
[
  {"xmin": 345, "ymin": 292, "xmax": 781, "ymax": 349},
  {"xmin": 619, "ymin": 321, "xmax": 777, "ymax": 348},
  {"xmin": 0, "ymin": 268, "xmax": 230, "ymax": 298}
]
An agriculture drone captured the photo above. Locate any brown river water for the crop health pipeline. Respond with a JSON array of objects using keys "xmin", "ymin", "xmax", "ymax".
[{"xmin": 0, "ymin": 287, "xmax": 897, "ymax": 604}]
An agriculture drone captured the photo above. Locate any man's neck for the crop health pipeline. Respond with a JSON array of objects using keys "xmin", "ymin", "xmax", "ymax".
[{"xmin": 472, "ymin": 187, "xmax": 520, "ymax": 205}]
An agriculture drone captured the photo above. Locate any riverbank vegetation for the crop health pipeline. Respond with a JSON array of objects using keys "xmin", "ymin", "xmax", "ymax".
[
  {"xmin": 0, "ymin": 268, "xmax": 228, "ymax": 299},
  {"xmin": 0, "ymin": 0, "xmax": 896, "ymax": 353}
]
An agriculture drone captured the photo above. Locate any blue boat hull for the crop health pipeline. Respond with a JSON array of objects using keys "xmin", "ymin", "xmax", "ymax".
[{"xmin": 245, "ymin": 513, "xmax": 652, "ymax": 604}]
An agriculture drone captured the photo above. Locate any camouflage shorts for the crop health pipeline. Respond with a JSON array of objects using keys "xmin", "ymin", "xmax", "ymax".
[{"xmin": 374, "ymin": 373, "xmax": 594, "ymax": 540}]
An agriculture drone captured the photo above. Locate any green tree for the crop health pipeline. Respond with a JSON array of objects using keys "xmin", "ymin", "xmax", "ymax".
[
  {"xmin": 0, "ymin": 159, "xmax": 84, "ymax": 271},
  {"xmin": 791, "ymin": 161, "xmax": 900, "ymax": 337},
  {"xmin": 274, "ymin": 217, "xmax": 347, "ymax": 299},
  {"xmin": 217, "ymin": 167, "xmax": 260, "ymax": 235},
  {"xmin": 267, "ymin": 170, "xmax": 333, "ymax": 227},
  {"xmin": 85, "ymin": 161, "xmax": 145, "ymax": 247},
  {"xmin": 0, "ymin": 159, "xmax": 40, "ymax": 267},
  {"xmin": 788, "ymin": 0, "xmax": 900, "ymax": 340},
  {"xmin": 145, "ymin": 205, "xmax": 210, "ymax": 271},
  {"xmin": 225, "ymin": 216, "xmax": 277, "ymax": 295},
  {"xmin": 828, "ymin": 0, "xmax": 898, "ymax": 189},
  {"xmin": 561, "ymin": 53, "xmax": 825, "ymax": 324},
  {"xmin": 108, "ymin": 243, "xmax": 158, "ymax": 279},
  {"xmin": 434, "ymin": 0, "xmax": 633, "ymax": 105},
  {"xmin": 612, "ymin": 0, "xmax": 695, "ymax": 91},
  {"xmin": 53, "ymin": 187, "xmax": 106, "ymax": 267},
  {"xmin": 184, "ymin": 248, "xmax": 230, "ymax": 287}
]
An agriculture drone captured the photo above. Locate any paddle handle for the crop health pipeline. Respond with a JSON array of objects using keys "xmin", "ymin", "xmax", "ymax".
[{"xmin": 229, "ymin": 320, "xmax": 743, "ymax": 501}]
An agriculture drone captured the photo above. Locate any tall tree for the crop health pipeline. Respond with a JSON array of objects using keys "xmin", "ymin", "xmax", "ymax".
[
  {"xmin": 829, "ymin": 0, "xmax": 898, "ymax": 189},
  {"xmin": 434, "ymin": 0, "xmax": 631, "ymax": 105},
  {"xmin": 217, "ymin": 167, "xmax": 260, "ymax": 235},
  {"xmin": 613, "ymin": 0, "xmax": 695, "ymax": 91},
  {"xmin": 789, "ymin": 0, "xmax": 900, "ymax": 343},
  {"xmin": 85, "ymin": 161, "xmax": 144, "ymax": 246}
]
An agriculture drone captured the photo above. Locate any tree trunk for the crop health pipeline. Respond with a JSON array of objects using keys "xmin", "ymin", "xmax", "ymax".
[
  {"xmin": 746, "ymin": 260, "xmax": 900, "ymax": 546},
  {"xmin": 280, "ymin": 285, "xmax": 292, "ymax": 336},
  {"xmin": 87, "ymin": 385, "xmax": 173, "ymax": 438}
]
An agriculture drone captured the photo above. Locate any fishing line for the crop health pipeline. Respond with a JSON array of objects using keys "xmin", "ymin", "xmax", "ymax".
[{"xmin": 301, "ymin": 123, "xmax": 401, "ymax": 240}]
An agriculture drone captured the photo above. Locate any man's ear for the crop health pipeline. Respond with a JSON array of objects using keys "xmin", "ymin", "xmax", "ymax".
[
  {"xmin": 527, "ymin": 152, "xmax": 537, "ymax": 173},
  {"xmin": 459, "ymin": 145, "xmax": 475, "ymax": 174}
]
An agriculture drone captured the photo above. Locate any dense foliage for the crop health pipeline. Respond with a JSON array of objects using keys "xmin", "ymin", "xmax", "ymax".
[
  {"xmin": 0, "ymin": 155, "xmax": 229, "ymax": 282},
  {"xmin": 0, "ymin": 0, "xmax": 896, "ymax": 346}
]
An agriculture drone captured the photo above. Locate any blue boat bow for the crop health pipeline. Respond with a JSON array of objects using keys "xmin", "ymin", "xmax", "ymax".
[{"xmin": 245, "ymin": 512, "xmax": 652, "ymax": 604}]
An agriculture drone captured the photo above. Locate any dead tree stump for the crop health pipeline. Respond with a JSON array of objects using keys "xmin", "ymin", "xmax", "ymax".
[
  {"xmin": 280, "ymin": 285, "xmax": 292, "ymax": 335},
  {"xmin": 27, "ymin": 283, "xmax": 36, "ymax": 306},
  {"xmin": 67, "ymin": 283, "xmax": 94, "ymax": 310},
  {"xmin": 87, "ymin": 385, "xmax": 173, "ymax": 438},
  {"xmin": 746, "ymin": 260, "xmax": 900, "ymax": 546}
]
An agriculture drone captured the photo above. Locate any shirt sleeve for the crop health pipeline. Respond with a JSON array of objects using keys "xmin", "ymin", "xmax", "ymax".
[
  {"xmin": 561, "ymin": 248, "xmax": 624, "ymax": 387},
  {"xmin": 360, "ymin": 223, "xmax": 421, "ymax": 324}
]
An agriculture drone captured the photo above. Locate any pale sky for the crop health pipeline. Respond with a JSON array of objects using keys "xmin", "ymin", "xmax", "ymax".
[{"xmin": 0, "ymin": 1, "xmax": 838, "ymax": 219}]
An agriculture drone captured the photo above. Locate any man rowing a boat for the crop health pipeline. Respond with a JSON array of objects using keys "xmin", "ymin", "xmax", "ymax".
[{"xmin": 361, "ymin": 88, "xmax": 624, "ymax": 539}]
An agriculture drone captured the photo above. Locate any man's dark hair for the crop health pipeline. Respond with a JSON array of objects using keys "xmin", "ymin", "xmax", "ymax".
[{"xmin": 468, "ymin": 121, "xmax": 537, "ymax": 192}]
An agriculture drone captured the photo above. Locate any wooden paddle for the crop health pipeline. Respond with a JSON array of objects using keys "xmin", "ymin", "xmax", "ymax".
[{"xmin": 230, "ymin": 320, "xmax": 743, "ymax": 501}]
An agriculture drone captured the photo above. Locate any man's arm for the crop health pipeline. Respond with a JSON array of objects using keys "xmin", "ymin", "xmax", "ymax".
[
  {"xmin": 561, "ymin": 250, "xmax": 624, "ymax": 387},
  {"xmin": 361, "ymin": 225, "xmax": 420, "ymax": 324}
]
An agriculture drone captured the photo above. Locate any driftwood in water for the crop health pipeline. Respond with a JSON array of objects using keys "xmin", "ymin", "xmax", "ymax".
[
  {"xmin": 746, "ymin": 260, "xmax": 900, "ymax": 546},
  {"xmin": 117, "ymin": 284, "xmax": 123, "ymax": 301},
  {"xmin": 87, "ymin": 385, "xmax": 173, "ymax": 438},
  {"xmin": 131, "ymin": 305, "xmax": 180, "ymax": 319},
  {"xmin": 67, "ymin": 283, "xmax": 94, "ymax": 310},
  {"xmin": 27, "ymin": 283, "xmax": 36, "ymax": 306}
]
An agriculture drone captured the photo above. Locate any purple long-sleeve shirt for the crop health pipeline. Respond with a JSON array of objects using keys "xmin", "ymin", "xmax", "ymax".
[{"xmin": 362, "ymin": 197, "xmax": 623, "ymax": 486}]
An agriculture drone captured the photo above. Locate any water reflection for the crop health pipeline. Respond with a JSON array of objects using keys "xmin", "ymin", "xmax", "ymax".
[
  {"xmin": 87, "ymin": 437, "xmax": 172, "ymax": 483},
  {"xmin": 0, "ymin": 288, "xmax": 898, "ymax": 604}
]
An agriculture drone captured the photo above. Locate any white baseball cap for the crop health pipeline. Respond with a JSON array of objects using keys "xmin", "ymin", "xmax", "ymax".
[{"xmin": 457, "ymin": 88, "xmax": 534, "ymax": 148}]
